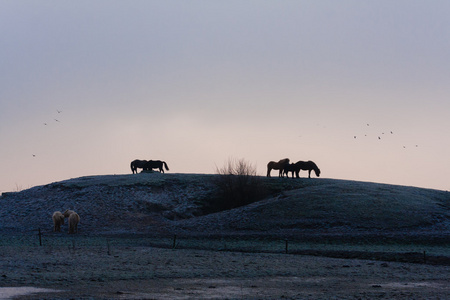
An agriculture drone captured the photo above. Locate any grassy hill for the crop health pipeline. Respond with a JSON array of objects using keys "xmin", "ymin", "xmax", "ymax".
[{"xmin": 0, "ymin": 173, "xmax": 449, "ymax": 243}]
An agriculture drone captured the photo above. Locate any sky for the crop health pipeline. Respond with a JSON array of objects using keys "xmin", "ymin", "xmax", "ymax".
[{"xmin": 1, "ymin": 0, "xmax": 449, "ymax": 193}]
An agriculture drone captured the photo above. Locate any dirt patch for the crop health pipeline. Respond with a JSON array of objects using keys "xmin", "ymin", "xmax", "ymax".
[{"xmin": 0, "ymin": 287, "xmax": 62, "ymax": 299}]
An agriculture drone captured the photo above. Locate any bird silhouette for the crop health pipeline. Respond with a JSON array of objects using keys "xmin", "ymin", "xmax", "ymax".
[
  {"xmin": 57, "ymin": 109, "xmax": 62, "ymax": 113},
  {"xmin": 54, "ymin": 119, "xmax": 60, "ymax": 122}
]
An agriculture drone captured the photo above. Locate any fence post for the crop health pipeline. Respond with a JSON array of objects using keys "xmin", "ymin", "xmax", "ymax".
[
  {"xmin": 172, "ymin": 234, "xmax": 177, "ymax": 249},
  {"xmin": 38, "ymin": 228, "xmax": 42, "ymax": 246}
]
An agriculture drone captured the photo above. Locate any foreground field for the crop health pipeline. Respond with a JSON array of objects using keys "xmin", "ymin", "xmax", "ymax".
[
  {"xmin": 1, "ymin": 238, "xmax": 449, "ymax": 299},
  {"xmin": 0, "ymin": 173, "xmax": 449, "ymax": 298}
]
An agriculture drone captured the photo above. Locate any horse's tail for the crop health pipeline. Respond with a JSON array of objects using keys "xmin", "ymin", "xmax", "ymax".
[{"xmin": 163, "ymin": 161, "xmax": 169, "ymax": 171}]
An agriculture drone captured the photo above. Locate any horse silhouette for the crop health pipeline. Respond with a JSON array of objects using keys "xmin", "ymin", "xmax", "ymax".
[
  {"xmin": 283, "ymin": 160, "xmax": 321, "ymax": 178},
  {"xmin": 267, "ymin": 158, "xmax": 290, "ymax": 177},
  {"xmin": 282, "ymin": 163, "xmax": 297, "ymax": 178},
  {"xmin": 144, "ymin": 160, "xmax": 170, "ymax": 173},
  {"xmin": 130, "ymin": 159, "xmax": 148, "ymax": 174}
]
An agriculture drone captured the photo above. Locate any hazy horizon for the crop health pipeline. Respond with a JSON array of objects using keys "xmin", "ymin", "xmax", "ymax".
[{"xmin": 1, "ymin": 1, "xmax": 449, "ymax": 193}]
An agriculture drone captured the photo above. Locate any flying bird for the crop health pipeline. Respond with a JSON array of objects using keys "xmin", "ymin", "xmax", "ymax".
[
  {"xmin": 54, "ymin": 119, "xmax": 60, "ymax": 122},
  {"xmin": 57, "ymin": 109, "xmax": 62, "ymax": 113},
  {"xmin": 43, "ymin": 123, "xmax": 47, "ymax": 126}
]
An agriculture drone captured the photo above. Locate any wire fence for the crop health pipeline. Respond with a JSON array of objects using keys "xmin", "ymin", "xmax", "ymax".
[{"xmin": 1, "ymin": 229, "xmax": 449, "ymax": 265}]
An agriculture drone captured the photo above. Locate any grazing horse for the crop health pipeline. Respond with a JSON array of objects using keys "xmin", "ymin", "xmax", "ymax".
[
  {"xmin": 267, "ymin": 158, "xmax": 290, "ymax": 177},
  {"xmin": 52, "ymin": 211, "xmax": 64, "ymax": 232},
  {"xmin": 130, "ymin": 159, "xmax": 148, "ymax": 174},
  {"xmin": 144, "ymin": 160, "xmax": 170, "ymax": 173},
  {"xmin": 282, "ymin": 163, "xmax": 297, "ymax": 178},
  {"xmin": 285, "ymin": 160, "xmax": 321, "ymax": 178},
  {"xmin": 68, "ymin": 212, "xmax": 80, "ymax": 234}
]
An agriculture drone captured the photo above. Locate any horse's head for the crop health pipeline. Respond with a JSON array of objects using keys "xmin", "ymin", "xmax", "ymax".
[{"xmin": 314, "ymin": 168, "xmax": 321, "ymax": 177}]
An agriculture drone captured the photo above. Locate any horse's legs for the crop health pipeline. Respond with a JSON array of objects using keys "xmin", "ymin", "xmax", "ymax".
[
  {"xmin": 267, "ymin": 167, "xmax": 271, "ymax": 177},
  {"xmin": 308, "ymin": 170, "xmax": 311, "ymax": 178}
]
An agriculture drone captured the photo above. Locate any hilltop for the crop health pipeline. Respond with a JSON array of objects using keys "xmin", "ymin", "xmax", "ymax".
[{"xmin": 1, "ymin": 173, "xmax": 449, "ymax": 242}]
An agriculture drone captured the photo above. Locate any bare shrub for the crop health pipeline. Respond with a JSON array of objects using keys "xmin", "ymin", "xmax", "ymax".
[{"xmin": 212, "ymin": 158, "xmax": 266, "ymax": 210}]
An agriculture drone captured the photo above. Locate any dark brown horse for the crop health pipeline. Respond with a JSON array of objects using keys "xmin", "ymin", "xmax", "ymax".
[
  {"xmin": 130, "ymin": 159, "xmax": 148, "ymax": 174},
  {"xmin": 283, "ymin": 163, "xmax": 297, "ymax": 178},
  {"xmin": 284, "ymin": 160, "xmax": 321, "ymax": 178},
  {"xmin": 267, "ymin": 158, "xmax": 290, "ymax": 177},
  {"xmin": 144, "ymin": 160, "xmax": 170, "ymax": 173}
]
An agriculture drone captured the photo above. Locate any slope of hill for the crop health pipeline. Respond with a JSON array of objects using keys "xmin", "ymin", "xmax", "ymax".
[{"xmin": 1, "ymin": 173, "xmax": 449, "ymax": 241}]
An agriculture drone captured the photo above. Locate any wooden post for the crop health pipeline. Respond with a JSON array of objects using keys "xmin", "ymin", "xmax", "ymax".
[
  {"xmin": 38, "ymin": 228, "xmax": 42, "ymax": 246},
  {"xmin": 172, "ymin": 234, "xmax": 177, "ymax": 249}
]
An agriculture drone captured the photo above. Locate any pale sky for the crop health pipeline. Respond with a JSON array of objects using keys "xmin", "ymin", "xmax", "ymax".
[{"xmin": 1, "ymin": 1, "xmax": 449, "ymax": 193}]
